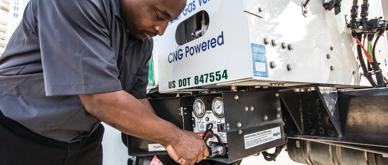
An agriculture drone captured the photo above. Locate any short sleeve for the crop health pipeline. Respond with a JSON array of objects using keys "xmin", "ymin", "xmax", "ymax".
[
  {"xmin": 37, "ymin": 0, "xmax": 122, "ymax": 96},
  {"xmin": 130, "ymin": 40, "xmax": 153, "ymax": 99}
]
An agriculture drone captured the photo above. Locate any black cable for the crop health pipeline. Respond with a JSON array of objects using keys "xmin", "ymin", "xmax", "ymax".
[
  {"xmin": 360, "ymin": 0, "xmax": 368, "ymax": 21},
  {"xmin": 372, "ymin": 34, "xmax": 382, "ymax": 59},
  {"xmin": 372, "ymin": 33, "xmax": 386, "ymax": 86},
  {"xmin": 202, "ymin": 123, "xmax": 214, "ymax": 141},
  {"xmin": 356, "ymin": 35, "xmax": 377, "ymax": 86},
  {"xmin": 349, "ymin": 0, "xmax": 358, "ymax": 29},
  {"xmin": 262, "ymin": 145, "xmax": 285, "ymax": 161},
  {"xmin": 202, "ymin": 123, "xmax": 223, "ymax": 144}
]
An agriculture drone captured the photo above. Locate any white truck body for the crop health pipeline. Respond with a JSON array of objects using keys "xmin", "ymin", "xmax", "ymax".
[{"xmin": 153, "ymin": 0, "xmax": 388, "ymax": 93}]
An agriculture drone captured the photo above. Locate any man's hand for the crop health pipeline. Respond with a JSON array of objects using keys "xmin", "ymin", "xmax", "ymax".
[{"xmin": 164, "ymin": 131, "xmax": 209, "ymax": 165}]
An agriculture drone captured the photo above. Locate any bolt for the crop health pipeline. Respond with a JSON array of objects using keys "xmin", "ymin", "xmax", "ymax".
[
  {"xmin": 270, "ymin": 61, "xmax": 276, "ymax": 69},
  {"xmin": 237, "ymin": 122, "xmax": 242, "ymax": 128},
  {"xmin": 287, "ymin": 44, "xmax": 293, "ymax": 51},
  {"xmin": 264, "ymin": 38, "xmax": 269, "ymax": 45},
  {"xmin": 296, "ymin": 141, "xmax": 301, "ymax": 148},
  {"xmin": 281, "ymin": 42, "xmax": 287, "ymax": 49},
  {"xmin": 234, "ymin": 95, "xmax": 239, "ymax": 100},
  {"xmin": 271, "ymin": 40, "xmax": 277, "ymax": 47},
  {"xmin": 287, "ymin": 64, "xmax": 292, "ymax": 71},
  {"xmin": 264, "ymin": 115, "xmax": 268, "ymax": 121}
]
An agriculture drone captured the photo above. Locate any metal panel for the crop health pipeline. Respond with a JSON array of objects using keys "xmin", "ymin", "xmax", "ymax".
[
  {"xmin": 125, "ymin": 97, "xmax": 182, "ymax": 156},
  {"xmin": 280, "ymin": 86, "xmax": 342, "ymax": 138},
  {"xmin": 222, "ymin": 91, "xmax": 285, "ymax": 161}
]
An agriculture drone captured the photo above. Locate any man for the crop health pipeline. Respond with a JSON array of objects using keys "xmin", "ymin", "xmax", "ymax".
[{"xmin": 0, "ymin": 0, "xmax": 208, "ymax": 165}]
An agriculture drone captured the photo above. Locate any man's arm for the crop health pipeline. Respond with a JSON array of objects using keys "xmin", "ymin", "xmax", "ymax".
[
  {"xmin": 79, "ymin": 91, "xmax": 208, "ymax": 165},
  {"xmin": 139, "ymin": 98, "xmax": 156, "ymax": 114}
]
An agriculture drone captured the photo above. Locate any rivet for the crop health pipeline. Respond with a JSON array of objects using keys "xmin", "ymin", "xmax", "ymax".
[
  {"xmin": 237, "ymin": 122, "xmax": 242, "ymax": 128},
  {"xmin": 250, "ymin": 106, "xmax": 255, "ymax": 111},
  {"xmin": 330, "ymin": 66, "xmax": 335, "ymax": 71},
  {"xmin": 275, "ymin": 93, "xmax": 280, "ymax": 97},
  {"xmin": 281, "ymin": 42, "xmax": 287, "ymax": 49},
  {"xmin": 234, "ymin": 95, "xmax": 239, "ymax": 100},
  {"xmin": 238, "ymin": 130, "xmax": 243, "ymax": 135},
  {"xmin": 330, "ymin": 46, "xmax": 334, "ymax": 51},
  {"xmin": 271, "ymin": 40, "xmax": 277, "ymax": 46},
  {"xmin": 287, "ymin": 44, "xmax": 293, "ymax": 51},
  {"xmin": 258, "ymin": 8, "xmax": 262, "ymax": 13},
  {"xmin": 264, "ymin": 115, "xmax": 268, "ymax": 121},
  {"xmin": 287, "ymin": 64, "xmax": 292, "ymax": 71},
  {"xmin": 277, "ymin": 107, "xmax": 281, "ymax": 112},
  {"xmin": 277, "ymin": 113, "xmax": 281, "ymax": 119},
  {"xmin": 270, "ymin": 61, "xmax": 276, "ymax": 69},
  {"xmin": 296, "ymin": 141, "xmax": 301, "ymax": 148},
  {"xmin": 264, "ymin": 38, "xmax": 269, "ymax": 45},
  {"xmin": 326, "ymin": 54, "xmax": 331, "ymax": 59},
  {"xmin": 352, "ymin": 70, "xmax": 356, "ymax": 75},
  {"xmin": 245, "ymin": 106, "xmax": 249, "ymax": 112}
]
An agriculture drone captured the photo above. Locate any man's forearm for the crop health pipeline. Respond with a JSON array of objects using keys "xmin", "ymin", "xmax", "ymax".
[
  {"xmin": 79, "ymin": 91, "xmax": 179, "ymax": 146},
  {"xmin": 139, "ymin": 98, "xmax": 156, "ymax": 114}
]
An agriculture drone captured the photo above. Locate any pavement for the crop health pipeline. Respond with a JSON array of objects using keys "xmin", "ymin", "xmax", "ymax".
[{"xmin": 241, "ymin": 150, "xmax": 305, "ymax": 165}]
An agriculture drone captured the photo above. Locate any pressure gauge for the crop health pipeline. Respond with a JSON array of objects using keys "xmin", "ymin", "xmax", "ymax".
[
  {"xmin": 212, "ymin": 97, "xmax": 224, "ymax": 118},
  {"xmin": 193, "ymin": 99, "xmax": 206, "ymax": 118}
]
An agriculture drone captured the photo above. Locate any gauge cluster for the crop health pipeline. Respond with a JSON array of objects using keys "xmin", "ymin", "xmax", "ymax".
[{"xmin": 192, "ymin": 96, "xmax": 227, "ymax": 143}]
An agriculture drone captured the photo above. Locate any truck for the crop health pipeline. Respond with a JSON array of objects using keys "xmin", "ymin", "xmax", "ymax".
[{"xmin": 103, "ymin": 0, "xmax": 388, "ymax": 164}]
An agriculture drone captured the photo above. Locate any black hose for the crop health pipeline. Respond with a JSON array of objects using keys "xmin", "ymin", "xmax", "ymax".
[
  {"xmin": 372, "ymin": 34, "xmax": 386, "ymax": 86},
  {"xmin": 372, "ymin": 34, "xmax": 381, "ymax": 59},
  {"xmin": 262, "ymin": 145, "xmax": 285, "ymax": 161}
]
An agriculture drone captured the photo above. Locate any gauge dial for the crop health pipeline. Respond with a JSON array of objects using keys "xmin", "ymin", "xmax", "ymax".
[
  {"xmin": 193, "ymin": 99, "xmax": 206, "ymax": 118},
  {"xmin": 212, "ymin": 97, "xmax": 224, "ymax": 118}
]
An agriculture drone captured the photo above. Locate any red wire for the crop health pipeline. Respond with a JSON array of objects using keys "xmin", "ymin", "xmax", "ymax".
[{"xmin": 355, "ymin": 37, "xmax": 373, "ymax": 63}]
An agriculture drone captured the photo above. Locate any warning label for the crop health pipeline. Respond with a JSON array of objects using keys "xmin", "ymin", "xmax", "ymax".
[
  {"xmin": 244, "ymin": 127, "xmax": 282, "ymax": 149},
  {"xmin": 148, "ymin": 144, "xmax": 166, "ymax": 152}
]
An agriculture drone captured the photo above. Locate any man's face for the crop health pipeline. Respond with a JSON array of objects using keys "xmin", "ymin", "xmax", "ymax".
[{"xmin": 122, "ymin": 0, "xmax": 186, "ymax": 40}]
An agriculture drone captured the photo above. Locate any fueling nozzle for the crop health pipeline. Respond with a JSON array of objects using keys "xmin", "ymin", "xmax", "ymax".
[{"xmin": 207, "ymin": 142, "xmax": 227, "ymax": 158}]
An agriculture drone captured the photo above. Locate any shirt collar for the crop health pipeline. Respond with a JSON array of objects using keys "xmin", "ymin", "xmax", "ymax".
[{"xmin": 112, "ymin": 0, "xmax": 125, "ymax": 22}]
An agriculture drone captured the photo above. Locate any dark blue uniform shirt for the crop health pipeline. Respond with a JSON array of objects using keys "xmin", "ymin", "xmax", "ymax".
[{"xmin": 0, "ymin": 0, "xmax": 153, "ymax": 142}]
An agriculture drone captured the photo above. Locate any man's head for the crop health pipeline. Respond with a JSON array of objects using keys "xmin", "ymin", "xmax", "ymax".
[{"xmin": 121, "ymin": 0, "xmax": 186, "ymax": 40}]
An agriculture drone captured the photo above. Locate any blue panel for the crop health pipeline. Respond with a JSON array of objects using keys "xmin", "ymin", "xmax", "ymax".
[{"xmin": 251, "ymin": 43, "xmax": 268, "ymax": 77}]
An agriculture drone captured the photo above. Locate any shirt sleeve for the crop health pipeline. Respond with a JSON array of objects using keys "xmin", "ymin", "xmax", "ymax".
[
  {"xmin": 130, "ymin": 40, "xmax": 153, "ymax": 99},
  {"xmin": 37, "ymin": 0, "xmax": 122, "ymax": 96}
]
